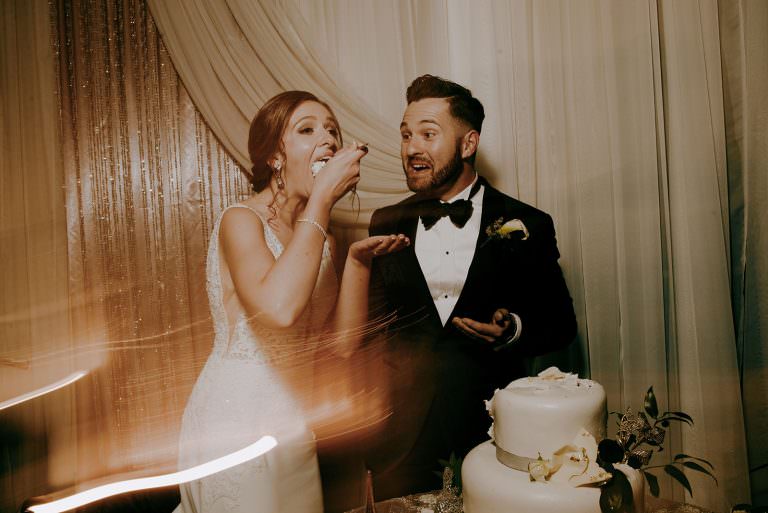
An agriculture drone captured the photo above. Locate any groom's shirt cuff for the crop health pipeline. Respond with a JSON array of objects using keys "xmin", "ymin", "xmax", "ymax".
[{"xmin": 494, "ymin": 313, "xmax": 522, "ymax": 351}]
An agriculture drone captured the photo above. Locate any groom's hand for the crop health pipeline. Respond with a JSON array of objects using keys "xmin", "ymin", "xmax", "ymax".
[{"xmin": 452, "ymin": 308, "xmax": 515, "ymax": 344}]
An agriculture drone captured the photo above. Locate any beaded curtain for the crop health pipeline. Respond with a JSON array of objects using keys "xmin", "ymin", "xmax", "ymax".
[{"xmin": 51, "ymin": 0, "xmax": 250, "ymax": 481}]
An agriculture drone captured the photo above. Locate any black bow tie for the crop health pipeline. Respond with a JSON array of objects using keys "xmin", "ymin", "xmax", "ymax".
[
  {"xmin": 419, "ymin": 199, "xmax": 473, "ymax": 229},
  {"xmin": 418, "ymin": 179, "xmax": 482, "ymax": 229}
]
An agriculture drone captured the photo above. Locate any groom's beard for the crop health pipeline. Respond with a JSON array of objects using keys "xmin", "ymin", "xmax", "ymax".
[{"xmin": 405, "ymin": 139, "xmax": 464, "ymax": 194}]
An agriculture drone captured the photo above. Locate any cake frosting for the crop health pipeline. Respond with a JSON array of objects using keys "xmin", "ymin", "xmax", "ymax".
[
  {"xmin": 462, "ymin": 367, "xmax": 645, "ymax": 513},
  {"xmin": 488, "ymin": 366, "xmax": 607, "ymax": 460},
  {"xmin": 310, "ymin": 160, "xmax": 327, "ymax": 176}
]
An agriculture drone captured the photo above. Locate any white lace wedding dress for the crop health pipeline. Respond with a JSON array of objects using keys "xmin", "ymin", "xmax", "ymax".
[{"xmin": 174, "ymin": 204, "xmax": 337, "ymax": 513}]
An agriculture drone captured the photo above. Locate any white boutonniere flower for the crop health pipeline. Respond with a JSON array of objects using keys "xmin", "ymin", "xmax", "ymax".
[{"xmin": 483, "ymin": 217, "xmax": 529, "ymax": 247}]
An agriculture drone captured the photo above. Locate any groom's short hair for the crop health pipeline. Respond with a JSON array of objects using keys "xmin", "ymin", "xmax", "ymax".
[{"xmin": 406, "ymin": 74, "xmax": 485, "ymax": 133}]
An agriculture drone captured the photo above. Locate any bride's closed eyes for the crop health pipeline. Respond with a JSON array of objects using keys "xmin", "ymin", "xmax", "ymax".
[
  {"xmin": 298, "ymin": 125, "xmax": 339, "ymax": 138},
  {"xmin": 295, "ymin": 118, "xmax": 340, "ymax": 140}
]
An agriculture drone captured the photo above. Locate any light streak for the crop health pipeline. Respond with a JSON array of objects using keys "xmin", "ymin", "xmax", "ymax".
[
  {"xmin": 27, "ymin": 436, "xmax": 278, "ymax": 513},
  {"xmin": 0, "ymin": 371, "xmax": 88, "ymax": 411}
]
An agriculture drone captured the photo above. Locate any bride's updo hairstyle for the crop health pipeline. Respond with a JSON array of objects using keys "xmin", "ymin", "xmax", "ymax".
[{"xmin": 247, "ymin": 90, "xmax": 342, "ymax": 192}]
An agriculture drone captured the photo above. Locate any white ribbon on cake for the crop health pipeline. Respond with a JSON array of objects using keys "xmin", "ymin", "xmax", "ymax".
[{"xmin": 495, "ymin": 428, "xmax": 612, "ymax": 486}]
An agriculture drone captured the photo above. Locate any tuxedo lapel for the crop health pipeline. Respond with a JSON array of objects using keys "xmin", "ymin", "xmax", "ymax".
[{"xmin": 394, "ymin": 204, "xmax": 442, "ymax": 328}]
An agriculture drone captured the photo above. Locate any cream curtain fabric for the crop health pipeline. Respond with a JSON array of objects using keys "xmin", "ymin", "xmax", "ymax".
[
  {"xmin": 719, "ymin": 0, "xmax": 768, "ymax": 505},
  {"xmin": 145, "ymin": 0, "xmax": 751, "ymax": 510},
  {"xmin": 146, "ymin": 0, "xmax": 410, "ymax": 225},
  {"xmin": 657, "ymin": 1, "xmax": 748, "ymax": 507},
  {"xmin": 0, "ymin": 0, "xmax": 75, "ymax": 509}
]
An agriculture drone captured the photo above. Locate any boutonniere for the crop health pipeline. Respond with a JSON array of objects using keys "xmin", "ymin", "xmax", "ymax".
[{"xmin": 482, "ymin": 217, "xmax": 529, "ymax": 248}]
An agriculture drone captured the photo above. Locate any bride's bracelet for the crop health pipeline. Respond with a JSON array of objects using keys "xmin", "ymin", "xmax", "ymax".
[{"xmin": 297, "ymin": 218, "xmax": 328, "ymax": 240}]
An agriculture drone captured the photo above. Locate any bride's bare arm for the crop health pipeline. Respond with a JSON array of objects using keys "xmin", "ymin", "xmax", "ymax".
[
  {"xmin": 219, "ymin": 204, "xmax": 327, "ymax": 329},
  {"xmin": 220, "ymin": 146, "xmax": 365, "ymax": 328},
  {"xmin": 330, "ymin": 234, "xmax": 409, "ymax": 357}
]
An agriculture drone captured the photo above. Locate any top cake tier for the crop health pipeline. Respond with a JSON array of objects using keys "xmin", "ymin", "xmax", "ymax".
[{"xmin": 489, "ymin": 367, "xmax": 607, "ymax": 460}]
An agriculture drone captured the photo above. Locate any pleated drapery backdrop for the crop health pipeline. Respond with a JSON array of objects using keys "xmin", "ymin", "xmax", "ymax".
[{"xmin": 1, "ymin": 0, "xmax": 766, "ymax": 512}]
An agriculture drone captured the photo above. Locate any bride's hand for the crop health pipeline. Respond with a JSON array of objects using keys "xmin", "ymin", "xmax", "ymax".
[
  {"xmin": 348, "ymin": 234, "xmax": 410, "ymax": 267},
  {"xmin": 311, "ymin": 143, "xmax": 367, "ymax": 205}
]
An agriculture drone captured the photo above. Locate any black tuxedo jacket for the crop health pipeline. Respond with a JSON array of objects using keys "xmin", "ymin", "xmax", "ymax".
[{"xmin": 366, "ymin": 177, "xmax": 576, "ymax": 498}]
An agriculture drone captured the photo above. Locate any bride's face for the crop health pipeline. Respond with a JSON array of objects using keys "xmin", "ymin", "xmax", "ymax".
[{"xmin": 280, "ymin": 101, "xmax": 341, "ymax": 197}]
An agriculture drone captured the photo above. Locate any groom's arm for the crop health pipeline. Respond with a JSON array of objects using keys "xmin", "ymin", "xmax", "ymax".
[
  {"xmin": 452, "ymin": 212, "xmax": 576, "ymax": 356},
  {"xmin": 498, "ymin": 212, "xmax": 576, "ymax": 356}
]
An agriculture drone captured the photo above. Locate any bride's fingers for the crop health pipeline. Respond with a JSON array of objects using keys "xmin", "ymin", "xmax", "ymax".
[
  {"xmin": 371, "ymin": 234, "xmax": 409, "ymax": 255},
  {"xmin": 388, "ymin": 234, "xmax": 410, "ymax": 251},
  {"xmin": 370, "ymin": 236, "xmax": 393, "ymax": 254}
]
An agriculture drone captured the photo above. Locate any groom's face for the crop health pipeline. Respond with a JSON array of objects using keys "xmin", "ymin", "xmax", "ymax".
[{"xmin": 400, "ymin": 98, "xmax": 464, "ymax": 194}]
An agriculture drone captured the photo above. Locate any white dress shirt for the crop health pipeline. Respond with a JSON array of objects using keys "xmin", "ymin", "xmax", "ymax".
[
  {"xmin": 415, "ymin": 177, "xmax": 484, "ymax": 326},
  {"xmin": 414, "ymin": 176, "xmax": 523, "ymax": 344}
]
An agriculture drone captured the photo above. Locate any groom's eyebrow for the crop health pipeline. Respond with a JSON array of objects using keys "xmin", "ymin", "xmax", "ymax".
[{"xmin": 400, "ymin": 119, "xmax": 440, "ymax": 129}]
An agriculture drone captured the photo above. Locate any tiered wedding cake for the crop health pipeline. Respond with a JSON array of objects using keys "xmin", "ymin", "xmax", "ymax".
[{"xmin": 461, "ymin": 367, "xmax": 644, "ymax": 513}]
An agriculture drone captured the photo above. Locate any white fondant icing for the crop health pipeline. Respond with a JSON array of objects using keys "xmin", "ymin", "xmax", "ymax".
[
  {"xmin": 462, "ymin": 441, "xmax": 602, "ymax": 513},
  {"xmin": 490, "ymin": 369, "xmax": 607, "ymax": 459}
]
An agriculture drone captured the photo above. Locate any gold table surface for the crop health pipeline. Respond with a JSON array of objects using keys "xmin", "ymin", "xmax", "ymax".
[{"xmin": 347, "ymin": 493, "xmax": 716, "ymax": 513}]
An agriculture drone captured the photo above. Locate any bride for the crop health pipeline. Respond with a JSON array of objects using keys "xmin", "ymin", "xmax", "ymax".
[{"xmin": 174, "ymin": 91, "xmax": 408, "ymax": 513}]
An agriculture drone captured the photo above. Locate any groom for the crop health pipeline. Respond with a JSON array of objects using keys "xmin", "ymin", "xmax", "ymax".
[{"xmin": 366, "ymin": 75, "xmax": 577, "ymax": 498}]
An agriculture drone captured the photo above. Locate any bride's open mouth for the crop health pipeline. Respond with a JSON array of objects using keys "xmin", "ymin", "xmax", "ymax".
[{"xmin": 311, "ymin": 156, "xmax": 331, "ymax": 176}]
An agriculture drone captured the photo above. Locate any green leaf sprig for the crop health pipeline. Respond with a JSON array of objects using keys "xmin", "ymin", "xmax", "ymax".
[{"xmin": 435, "ymin": 452, "xmax": 464, "ymax": 494}]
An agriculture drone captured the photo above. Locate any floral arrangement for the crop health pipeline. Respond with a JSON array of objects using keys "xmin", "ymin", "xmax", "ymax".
[{"xmin": 596, "ymin": 386, "xmax": 717, "ymax": 510}]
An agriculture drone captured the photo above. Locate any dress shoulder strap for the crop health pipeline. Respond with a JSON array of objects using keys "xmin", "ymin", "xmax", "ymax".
[
  {"xmin": 225, "ymin": 203, "xmax": 267, "ymax": 224},
  {"xmin": 222, "ymin": 204, "xmax": 283, "ymax": 257}
]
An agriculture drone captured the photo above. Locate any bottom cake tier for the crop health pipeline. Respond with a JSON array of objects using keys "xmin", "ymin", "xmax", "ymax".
[{"xmin": 462, "ymin": 441, "xmax": 644, "ymax": 513}]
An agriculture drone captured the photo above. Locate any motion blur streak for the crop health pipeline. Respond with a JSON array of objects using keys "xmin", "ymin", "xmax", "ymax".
[
  {"xmin": 27, "ymin": 436, "xmax": 278, "ymax": 513},
  {"xmin": 0, "ymin": 371, "xmax": 87, "ymax": 411}
]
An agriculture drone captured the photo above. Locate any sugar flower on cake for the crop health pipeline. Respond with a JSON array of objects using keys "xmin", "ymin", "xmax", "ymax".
[
  {"xmin": 528, "ymin": 454, "xmax": 554, "ymax": 483},
  {"xmin": 537, "ymin": 366, "xmax": 579, "ymax": 384},
  {"xmin": 527, "ymin": 429, "xmax": 611, "ymax": 486},
  {"xmin": 485, "ymin": 396, "xmax": 496, "ymax": 441},
  {"xmin": 560, "ymin": 430, "xmax": 612, "ymax": 486}
]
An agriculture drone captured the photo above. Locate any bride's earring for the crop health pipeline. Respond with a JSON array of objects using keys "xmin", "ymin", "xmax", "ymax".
[{"xmin": 273, "ymin": 161, "xmax": 285, "ymax": 190}]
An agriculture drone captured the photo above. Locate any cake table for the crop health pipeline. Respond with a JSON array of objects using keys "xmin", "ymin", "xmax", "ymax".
[{"xmin": 345, "ymin": 492, "xmax": 717, "ymax": 513}]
